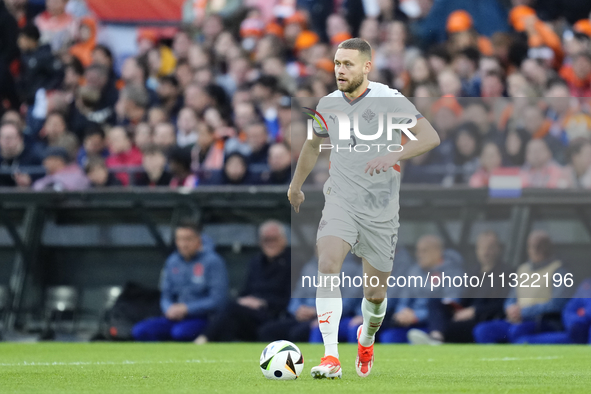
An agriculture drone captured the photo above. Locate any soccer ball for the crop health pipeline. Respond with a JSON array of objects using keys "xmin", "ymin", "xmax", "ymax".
[{"xmin": 259, "ymin": 340, "xmax": 304, "ymax": 380}]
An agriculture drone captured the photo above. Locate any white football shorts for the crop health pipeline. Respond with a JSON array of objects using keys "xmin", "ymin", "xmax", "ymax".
[{"xmin": 316, "ymin": 201, "xmax": 399, "ymax": 272}]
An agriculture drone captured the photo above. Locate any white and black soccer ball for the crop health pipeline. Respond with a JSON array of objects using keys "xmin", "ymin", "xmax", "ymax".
[{"xmin": 260, "ymin": 340, "xmax": 304, "ymax": 380}]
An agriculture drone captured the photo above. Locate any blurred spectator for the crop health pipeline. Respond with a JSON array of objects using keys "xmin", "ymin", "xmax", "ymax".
[
  {"xmin": 462, "ymin": 101, "xmax": 502, "ymax": 145},
  {"xmin": 520, "ymin": 139, "xmax": 573, "ymax": 188},
  {"xmin": 244, "ymin": 122, "xmax": 270, "ymax": 166},
  {"xmin": 169, "ymin": 146, "xmax": 198, "ymax": 188},
  {"xmin": 133, "ymin": 219, "xmax": 228, "ymax": 342},
  {"xmin": 116, "ymin": 84, "xmax": 149, "ymax": 126},
  {"xmin": 147, "ymin": 106, "xmax": 167, "ymax": 128},
  {"xmin": 40, "ymin": 111, "xmax": 78, "ymax": 151},
  {"xmin": 260, "ymin": 142, "xmax": 291, "ymax": 184},
  {"xmin": 408, "ymin": 231, "xmax": 511, "ymax": 344},
  {"xmin": 153, "ymin": 122, "xmax": 177, "ymax": 153},
  {"xmin": 474, "ymin": 231, "xmax": 569, "ymax": 343},
  {"xmin": 176, "ymin": 107, "xmax": 198, "ymax": 148},
  {"xmin": 134, "ymin": 122, "xmax": 153, "ymax": 152},
  {"xmin": 503, "ymin": 127, "xmax": 529, "ymax": 166},
  {"xmin": 85, "ymin": 156, "xmax": 122, "ymax": 187},
  {"xmin": 201, "ymin": 151, "xmax": 258, "ymax": 186},
  {"xmin": 83, "ymin": 64, "xmax": 118, "ymax": 123},
  {"xmin": 559, "ymin": 52, "xmax": 591, "ymax": 97},
  {"xmin": 136, "ymin": 145, "xmax": 172, "ymax": 187},
  {"xmin": 195, "ymin": 220, "xmax": 291, "ymax": 343},
  {"xmin": 105, "ymin": 126, "xmax": 142, "ymax": 186},
  {"xmin": 565, "ymin": 138, "xmax": 591, "ymax": 189},
  {"xmin": 32, "ymin": 146, "xmax": 89, "ymax": 191},
  {"xmin": 380, "ymin": 235, "xmax": 464, "ymax": 343},
  {"xmin": 0, "ymin": 0, "xmax": 19, "ymax": 109},
  {"xmin": 69, "ymin": 17, "xmax": 97, "ymax": 67},
  {"xmin": 469, "ymin": 141, "xmax": 503, "ymax": 188},
  {"xmin": 508, "ymin": 5, "xmax": 563, "ymax": 69},
  {"xmin": 452, "ymin": 48, "xmax": 481, "ymax": 97},
  {"xmin": 16, "ymin": 23, "xmax": 63, "ymax": 107},
  {"xmin": 34, "ymin": 0, "xmax": 75, "ymax": 53},
  {"xmin": 451, "ymin": 122, "xmax": 482, "ymax": 184},
  {"xmin": 0, "ymin": 121, "xmax": 43, "ymax": 187},
  {"xmin": 191, "ymin": 123, "xmax": 224, "ymax": 172},
  {"xmin": 521, "ymin": 104, "xmax": 565, "ymax": 163},
  {"xmin": 156, "ymin": 75, "xmax": 183, "ymax": 120},
  {"xmin": 251, "ymin": 76, "xmax": 281, "ymax": 140},
  {"xmin": 77, "ymin": 124, "xmax": 108, "ymax": 167}
]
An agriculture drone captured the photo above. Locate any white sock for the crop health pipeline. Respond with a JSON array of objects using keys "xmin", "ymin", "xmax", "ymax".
[
  {"xmin": 316, "ymin": 271, "xmax": 342, "ymax": 359},
  {"xmin": 360, "ymin": 297, "xmax": 387, "ymax": 347}
]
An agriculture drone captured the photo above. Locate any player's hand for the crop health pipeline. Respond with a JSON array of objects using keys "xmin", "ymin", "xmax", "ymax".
[
  {"xmin": 13, "ymin": 171, "xmax": 32, "ymax": 187},
  {"xmin": 166, "ymin": 303, "xmax": 188, "ymax": 321},
  {"xmin": 394, "ymin": 308, "xmax": 417, "ymax": 326},
  {"xmin": 453, "ymin": 306, "xmax": 475, "ymax": 322},
  {"xmin": 287, "ymin": 185, "xmax": 305, "ymax": 213},
  {"xmin": 295, "ymin": 305, "xmax": 316, "ymax": 322},
  {"xmin": 238, "ymin": 296, "xmax": 267, "ymax": 310},
  {"xmin": 365, "ymin": 153, "xmax": 401, "ymax": 176}
]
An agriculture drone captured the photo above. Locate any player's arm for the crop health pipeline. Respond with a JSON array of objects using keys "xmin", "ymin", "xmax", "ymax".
[
  {"xmin": 365, "ymin": 117, "xmax": 440, "ymax": 176},
  {"xmin": 288, "ymin": 132, "xmax": 324, "ymax": 212}
]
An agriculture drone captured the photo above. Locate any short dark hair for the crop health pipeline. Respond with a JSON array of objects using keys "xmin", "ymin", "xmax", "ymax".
[
  {"xmin": 337, "ymin": 38, "xmax": 372, "ymax": 60},
  {"xmin": 176, "ymin": 218, "xmax": 202, "ymax": 235},
  {"xmin": 168, "ymin": 146, "xmax": 192, "ymax": 171},
  {"xmin": 67, "ymin": 57, "xmax": 85, "ymax": 76},
  {"xmin": 84, "ymin": 124, "xmax": 105, "ymax": 140},
  {"xmin": 92, "ymin": 44, "xmax": 113, "ymax": 63},
  {"xmin": 20, "ymin": 23, "xmax": 40, "ymax": 41},
  {"xmin": 159, "ymin": 75, "xmax": 179, "ymax": 87},
  {"xmin": 84, "ymin": 155, "xmax": 107, "ymax": 173}
]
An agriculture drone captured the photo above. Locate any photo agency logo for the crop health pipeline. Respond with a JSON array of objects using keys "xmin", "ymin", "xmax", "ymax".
[{"xmin": 302, "ymin": 107, "xmax": 418, "ymax": 153}]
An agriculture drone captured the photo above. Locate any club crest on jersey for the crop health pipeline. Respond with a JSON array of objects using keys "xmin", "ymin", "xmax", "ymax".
[
  {"xmin": 192, "ymin": 263, "xmax": 205, "ymax": 284},
  {"xmin": 362, "ymin": 108, "xmax": 375, "ymax": 123}
]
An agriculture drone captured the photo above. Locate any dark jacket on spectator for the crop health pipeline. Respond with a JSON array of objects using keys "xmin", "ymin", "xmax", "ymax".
[
  {"xmin": 0, "ymin": 140, "xmax": 44, "ymax": 186},
  {"xmin": 0, "ymin": 1, "xmax": 20, "ymax": 108},
  {"xmin": 135, "ymin": 171, "xmax": 173, "ymax": 187},
  {"xmin": 240, "ymin": 247, "xmax": 291, "ymax": 317},
  {"xmin": 18, "ymin": 43, "xmax": 63, "ymax": 105},
  {"xmin": 461, "ymin": 262, "xmax": 512, "ymax": 321},
  {"xmin": 160, "ymin": 249, "xmax": 228, "ymax": 317}
]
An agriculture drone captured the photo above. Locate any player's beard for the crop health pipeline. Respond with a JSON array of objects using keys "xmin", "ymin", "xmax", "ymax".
[{"xmin": 338, "ymin": 72, "xmax": 365, "ymax": 94}]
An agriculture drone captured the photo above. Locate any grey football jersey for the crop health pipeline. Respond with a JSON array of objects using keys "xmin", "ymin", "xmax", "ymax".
[{"xmin": 313, "ymin": 81, "xmax": 422, "ymax": 222}]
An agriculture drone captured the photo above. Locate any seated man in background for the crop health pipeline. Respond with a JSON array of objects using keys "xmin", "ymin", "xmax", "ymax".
[
  {"xmin": 380, "ymin": 235, "xmax": 464, "ymax": 343},
  {"xmin": 257, "ymin": 251, "xmax": 363, "ymax": 343},
  {"xmin": 133, "ymin": 219, "xmax": 228, "ymax": 341},
  {"xmin": 195, "ymin": 220, "xmax": 291, "ymax": 343},
  {"xmin": 514, "ymin": 277, "xmax": 591, "ymax": 344},
  {"xmin": 409, "ymin": 231, "xmax": 511, "ymax": 344},
  {"xmin": 33, "ymin": 146, "xmax": 89, "ymax": 191},
  {"xmin": 473, "ymin": 230, "xmax": 569, "ymax": 343},
  {"xmin": 0, "ymin": 121, "xmax": 43, "ymax": 187}
]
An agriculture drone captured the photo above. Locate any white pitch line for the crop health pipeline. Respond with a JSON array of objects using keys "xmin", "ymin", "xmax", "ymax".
[
  {"xmin": 0, "ymin": 359, "xmax": 252, "ymax": 367},
  {"xmin": 479, "ymin": 356, "xmax": 563, "ymax": 361}
]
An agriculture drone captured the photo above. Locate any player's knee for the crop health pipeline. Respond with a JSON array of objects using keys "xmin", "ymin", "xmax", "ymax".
[
  {"xmin": 365, "ymin": 296, "xmax": 385, "ymax": 305},
  {"xmin": 317, "ymin": 256, "xmax": 341, "ymax": 274}
]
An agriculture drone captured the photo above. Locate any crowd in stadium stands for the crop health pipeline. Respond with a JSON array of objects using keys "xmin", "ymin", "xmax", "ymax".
[
  {"xmin": 132, "ymin": 220, "xmax": 590, "ymax": 345},
  {"xmin": 1, "ymin": 0, "xmax": 591, "ymax": 190}
]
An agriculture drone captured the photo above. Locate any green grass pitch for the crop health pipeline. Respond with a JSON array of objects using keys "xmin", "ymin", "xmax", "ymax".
[{"xmin": 0, "ymin": 343, "xmax": 590, "ymax": 393}]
